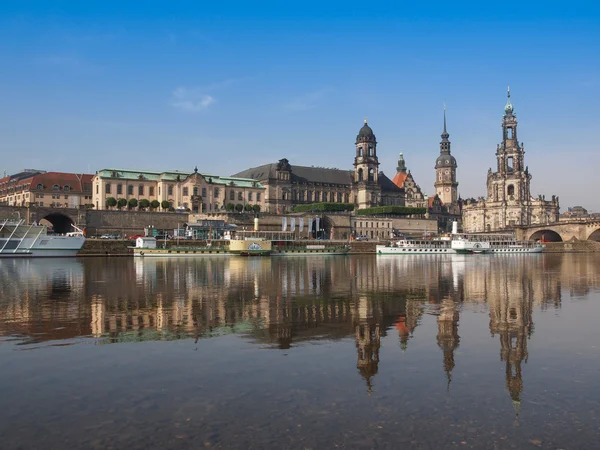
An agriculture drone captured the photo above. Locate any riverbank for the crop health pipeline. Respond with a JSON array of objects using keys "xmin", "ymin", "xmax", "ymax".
[{"xmin": 76, "ymin": 239, "xmax": 600, "ymax": 256}]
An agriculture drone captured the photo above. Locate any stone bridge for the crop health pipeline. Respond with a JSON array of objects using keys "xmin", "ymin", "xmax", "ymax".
[
  {"xmin": 0, "ymin": 205, "xmax": 85, "ymax": 233},
  {"xmin": 515, "ymin": 219, "xmax": 600, "ymax": 242}
]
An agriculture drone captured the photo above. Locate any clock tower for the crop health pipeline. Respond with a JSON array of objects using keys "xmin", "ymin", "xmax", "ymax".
[
  {"xmin": 434, "ymin": 106, "xmax": 458, "ymax": 208},
  {"xmin": 353, "ymin": 119, "xmax": 381, "ymax": 209}
]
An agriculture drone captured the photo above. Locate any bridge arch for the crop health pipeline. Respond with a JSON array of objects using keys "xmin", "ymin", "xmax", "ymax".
[
  {"xmin": 529, "ymin": 229, "xmax": 563, "ymax": 242},
  {"xmin": 41, "ymin": 212, "xmax": 74, "ymax": 234},
  {"xmin": 587, "ymin": 228, "xmax": 600, "ymax": 242}
]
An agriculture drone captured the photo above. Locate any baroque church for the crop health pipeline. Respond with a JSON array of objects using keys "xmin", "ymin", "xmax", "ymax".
[
  {"xmin": 232, "ymin": 120, "xmax": 404, "ymax": 213},
  {"xmin": 462, "ymin": 89, "xmax": 560, "ymax": 232}
]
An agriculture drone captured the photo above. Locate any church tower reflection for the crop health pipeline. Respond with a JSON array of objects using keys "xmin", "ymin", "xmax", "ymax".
[
  {"xmin": 488, "ymin": 272, "xmax": 533, "ymax": 418},
  {"xmin": 436, "ymin": 296, "xmax": 460, "ymax": 387},
  {"xmin": 354, "ymin": 296, "xmax": 382, "ymax": 394}
]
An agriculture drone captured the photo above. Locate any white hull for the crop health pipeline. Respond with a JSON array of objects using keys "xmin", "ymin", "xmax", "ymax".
[
  {"xmin": 377, "ymin": 245, "xmax": 455, "ymax": 255},
  {"xmin": 133, "ymin": 248, "xmax": 230, "ymax": 257},
  {"xmin": 0, "ymin": 220, "xmax": 85, "ymax": 258}
]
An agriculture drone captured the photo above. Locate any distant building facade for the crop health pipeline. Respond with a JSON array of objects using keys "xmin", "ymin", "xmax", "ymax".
[
  {"xmin": 232, "ymin": 120, "xmax": 405, "ymax": 214},
  {"xmin": 391, "ymin": 109, "xmax": 462, "ymax": 232},
  {"xmin": 0, "ymin": 170, "xmax": 93, "ymax": 208},
  {"xmin": 92, "ymin": 167, "xmax": 265, "ymax": 212},
  {"xmin": 462, "ymin": 90, "xmax": 560, "ymax": 232},
  {"xmin": 391, "ymin": 153, "xmax": 427, "ymax": 208}
]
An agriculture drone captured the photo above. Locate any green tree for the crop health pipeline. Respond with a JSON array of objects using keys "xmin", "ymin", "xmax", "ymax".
[
  {"xmin": 150, "ymin": 200, "xmax": 160, "ymax": 210},
  {"xmin": 117, "ymin": 198, "xmax": 127, "ymax": 210},
  {"xmin": 226, "ymin": 203, "xmax": 235, "ymax": 212},
  {"xmin": 244, "ymin": 204, "xmax": 253, "ymax": 212},
  {"xmin": 139, "ymin": 199, "xmax": 150, "ymax": 210},
  {"xmin": 161, "ymin": 200, "xmax": 170, "ymax": 210},
  {"xmin": 106, "ymin": 197, "xmax": 117, "ymax": 209},
  {"xmin": 235, "ymin": 203, "xmax": 244, "ymax": 212},
  {"xmin": 128, "ymin": 198, "xmax": 138, "ymax": 209},
  {"xmin": 252, "ymin": 204, "xmax": 261, "ymax": 213}
]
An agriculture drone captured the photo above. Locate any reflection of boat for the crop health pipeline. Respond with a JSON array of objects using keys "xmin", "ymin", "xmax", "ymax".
[{"xmin": 0, "ymin": 219, "xmax": 85, "ymax": 257}]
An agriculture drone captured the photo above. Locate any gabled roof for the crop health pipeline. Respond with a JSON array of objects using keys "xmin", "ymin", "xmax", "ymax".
[
  {"xmin": 379, "ymin": 172, "xmax": 404, "ymax": 193},
  {"xmin": 392, "ymin": 171, "xmax": 408, "ymax": 188}
]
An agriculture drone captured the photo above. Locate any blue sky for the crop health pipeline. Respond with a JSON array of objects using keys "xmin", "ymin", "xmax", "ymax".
[{"xmin": 1, "ymin": 1, "xmax": 599, "ymax": 210}]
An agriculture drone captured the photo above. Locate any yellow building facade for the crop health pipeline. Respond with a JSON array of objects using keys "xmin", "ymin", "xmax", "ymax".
[{"xmin": 92, "ymin": 167, "xmax": 266, "ymax": 213}]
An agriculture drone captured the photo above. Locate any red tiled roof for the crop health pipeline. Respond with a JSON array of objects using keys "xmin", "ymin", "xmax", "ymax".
[
  {"xmin": 392, "ymin": 171, "xmax": 408, "ymax": 188},
  {"xmin": 23, "ymin": 172, "xmax": 94, "ymax": 193}
]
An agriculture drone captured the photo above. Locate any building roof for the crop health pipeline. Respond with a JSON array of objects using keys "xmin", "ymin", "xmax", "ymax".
[
  {"xmin": 392, "ymin": 171, "xmax": 408, "ymax": 188},
  {"xmin": 96, "ymin": 168, "xmax": 264, "ymax": 189},
  {"xmin": 0, "ymin": 170, "xmax": 46, "ymax": 187},
  {"xmin": 29, "ymin": 172, "xmax": 94, "ymax": 193},
  {"xmin": 233, "ymin": 163, "xmax": 354, "ymax": 186},
  {"xmin": 378, "ymin": 172, "xmax": 404, "ymax": 193}
]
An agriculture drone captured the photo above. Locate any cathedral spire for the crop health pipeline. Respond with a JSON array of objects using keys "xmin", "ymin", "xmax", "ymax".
[
  {"xmin": 440, "ymin": 104, "xmax": 450, "ymax": 148},
  {"xmin": 443, "ymin": 103, "xmax": 448, "ymax": 135},
  {"xmin": 504, "ymin": 86, "xmax": 514, "ymax": 116}
]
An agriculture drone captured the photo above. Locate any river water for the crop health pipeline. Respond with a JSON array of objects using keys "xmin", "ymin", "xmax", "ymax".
[{"xmin": 0, "ymin": 254, "xmax": 599, "ymax": 449}]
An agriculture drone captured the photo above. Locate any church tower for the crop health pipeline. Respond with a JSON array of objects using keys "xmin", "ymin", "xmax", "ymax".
[
  {"xmin": 487, "ymin": 87, "xmax": 532, "ymax": 206},
  {"xmin": 354, "ymin": 119, "xmax": 381, "ymax": 209},
  {"xmin": 434, "ymin": 106, "xmax": 458, "ymax": 207}
]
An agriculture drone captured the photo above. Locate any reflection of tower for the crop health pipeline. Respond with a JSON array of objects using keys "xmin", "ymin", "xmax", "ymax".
[
  {"xmin": 436, "ymin": 297, "xmax": 460, "ymax": 387},
  {"xmin": 354, "ymin": 297, "xmax": 382, "ymax": 394},
  {"xmin": 489, "ymin": 286, "xmax": 532, "ymax": 418},
  {"xmin": 395, "ymin": 297, "xmax": 423, "ymax": 351}
]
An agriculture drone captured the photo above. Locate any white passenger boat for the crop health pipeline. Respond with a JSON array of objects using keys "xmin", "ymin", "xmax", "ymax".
[
  {"xmin": 0, "ymin": 219, "xmax": 85, "ymax": 257},
  {"xmin": 376, "ymin": 222, "xmax": 544, "ymax": 255}
]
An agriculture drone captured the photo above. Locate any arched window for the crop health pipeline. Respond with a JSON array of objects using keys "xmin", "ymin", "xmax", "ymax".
[
  {"xmin": 357, "ymin": 168, "xmax": 363, "ymax": 181},
  {"xmin": 507, "ymin": 185, "xmax": 515, "ymax": 196},
  {"xmin": 358, "ymin": 147, "xmax": 363, "ymax": 156},
  {"xmin": 63, "ymin": 185, "xmax": 70, "ymax": 191},
  {"xmin": 368, "ymin": 146, "xmax": 373, "ymax": 156},
  {"xmin": 53, "ymin": 184, "xmax": 59, "ymax": 191},
  {"xmin": 36, "ymin": 184, "xmax": 43, "ymax": 190},
  {"xmin": 368, "ymin": 168, "xmax": 375, "ymax": 182}
]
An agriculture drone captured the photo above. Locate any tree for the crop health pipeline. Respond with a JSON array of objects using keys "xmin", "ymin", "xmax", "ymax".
[
  {"xmin": 139, "ymin": 199, "xmax": 150, "ymax": 210},
  {"xmin": 128, "ymin": 198, "xmax": 138, "ymax": 209},
  {"xmin": 106, "ymin": 197, "xmax": 117, "ymax": 209},
  {"xmin": 161, "ymin": 200, "xmax": 170, "ymax": 211},
  {"xmin": 150, "ymin": 200, "xmax": 160, "ymax": 210},
  {"xmin": 117, "ymin": 198, "xmax": 127, "ymax": 210},
  {"xmin": 235, "ymin": 203, "xmax": 244, "ymax": 212},
  {"xmin": 226, "ymin": 203, "xmax": 235, "ymax": 212},
  {"xmin": 244, "ymin": 204, "xmax": 253, "ymax": 212},
  {"xmin": 252, "ymin": 204, "xmax": 261, "ymax": 213}
]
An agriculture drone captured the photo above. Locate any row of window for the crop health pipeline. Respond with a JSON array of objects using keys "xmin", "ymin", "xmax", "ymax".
[
  {"xmin": 291, "ymin": 191, "xmax": 348, "ymax": 203},
  {"xmin": 100, "ymin": 183, "xmax": 260, "ymax": 202},
  {"xmin": 355, "ymin": 222, "xmax": 392, "ymax": 228}
]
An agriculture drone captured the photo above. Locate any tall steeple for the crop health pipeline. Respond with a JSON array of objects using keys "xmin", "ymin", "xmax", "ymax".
[
  {"xmin": 441, "ymin": 104, "xmax": 449, "ymax": 143},
  {"xmin": 434, "ymin": 105, "xmax": 459, "ymax": 207}
]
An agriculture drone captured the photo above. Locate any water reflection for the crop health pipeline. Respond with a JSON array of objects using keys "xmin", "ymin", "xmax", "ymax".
[{"xmin": 2, "ymin": 255, "xmax": 600, "ymax": 415}]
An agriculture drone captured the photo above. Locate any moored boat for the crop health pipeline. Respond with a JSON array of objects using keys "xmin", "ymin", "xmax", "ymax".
[
  {"xmin": 377, "ymin": 222, "xmax": 543, "ymax": 255},
  {"xmin": 0, "ymin": 218, "xmax": 85, "ymax": 257},
  {"xmin": 132, "ymin": 237, "xmax": 230, "ymax": 257}
]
